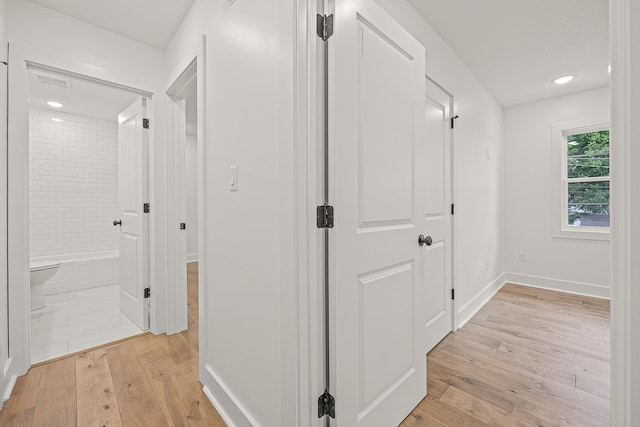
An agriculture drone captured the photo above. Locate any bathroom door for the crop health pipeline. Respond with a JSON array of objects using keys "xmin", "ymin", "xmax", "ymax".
[{"xmin": 117, "ymin": 97, "xmax": 150, "ymax": 330}]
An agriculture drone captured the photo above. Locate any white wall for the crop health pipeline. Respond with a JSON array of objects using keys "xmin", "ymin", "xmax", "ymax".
[
  {"xmin": 185, "ymin": 134, "xmax": 198, "ymax": 261},
  {"xmin": 504, "ymin": 87, "xmax": 610, "ymax": 297},
  {"xmin": 0, "ymin": 0, "xmax": 9, "ymax": 410},
  {"xmin": 164, "ymin": 0, "xmax": 503, "ymax": 424},
  {"xmin": 371, "ymin": 0, "xmax": 506, "ymax": 326},
  {"xmin": 29, "ymin": 108, "xmax": 119, "ymax": 257},
  {"xmin": 7, "ymin": 0, "xmax": 167, "ymax": 380},
  {"xmin": 163, "ymin": 0, "xmax": 296, "ymax": 426}
]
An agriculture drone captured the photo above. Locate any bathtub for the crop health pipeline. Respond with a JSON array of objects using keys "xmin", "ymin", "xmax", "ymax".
[{"xmin": 30, "ymin": 250, "xmax": 120, "ymax": 295}]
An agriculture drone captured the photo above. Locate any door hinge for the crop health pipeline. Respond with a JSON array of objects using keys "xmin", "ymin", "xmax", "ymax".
[
  {"xmin": 144, "ymin": 287, "xmax": 151, "ymax": 298},
  {"xmin": 451, "ymin": 289, "xmax": 455, "ymax": 300},
  {"xmin": 317, "ymin": 14, "xmax": 334, "ymax": 41},
  {"xmin": 316, "ymin": 205, "xmax": 334, "ymax": 229},
  {"xmin": 451, "ymin": 203, "xmax": 455, "ymax": 215},
  {"xmin": 143, "ymin": 118, "xmax": 150, "ymax": 129},
  {"xmin": 143, "ymin": 202, "xmax": 150, "ymax": 213},
  {"xmin": 318, "ymin": 390, "xmax": 335, "ymax": 419}
]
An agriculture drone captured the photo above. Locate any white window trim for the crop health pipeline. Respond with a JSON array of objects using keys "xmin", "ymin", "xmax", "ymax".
[{"xmin": 551, "ymin": 118, "xmax": 610, "ymax": 241}]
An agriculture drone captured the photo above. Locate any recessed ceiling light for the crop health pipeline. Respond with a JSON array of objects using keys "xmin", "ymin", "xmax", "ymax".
[
  {"xmin": 46, "ymin": 101, "xmax": 64, "ymax": 108},
  {"xmin": 51, "ymin": 118, "xmax": 63, "ymax": 123},
  {"xmin": 553, "ymin": 75, "xmax": 576, "ymax": 85}
]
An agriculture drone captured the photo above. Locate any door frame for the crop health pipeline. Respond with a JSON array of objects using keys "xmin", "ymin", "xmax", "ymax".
[
  {"xmin": 425, "ymin": 74, "xmax": 457, "ymax": 337},
  {"xmin": 164, "ymin": 35, "xmax": 206, "ymax": 339},
  {"xmin": 610, "ymin": 0, "xmax": 632, "ymax": 423},
  {"xmin": 6, "ymin": 44, "xmax": 159, "ymax": 378},
  {"xmin": 292, "ymin": 0, "xmax": 323, "ymax": 425}
]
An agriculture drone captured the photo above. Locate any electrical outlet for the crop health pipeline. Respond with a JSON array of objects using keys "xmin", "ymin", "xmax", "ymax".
[{"xmin": 519, "ymin": 251, "xmax": 528, "ymax": 262}]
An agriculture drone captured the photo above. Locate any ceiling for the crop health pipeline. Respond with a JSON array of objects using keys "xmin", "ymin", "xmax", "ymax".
[
  {"xmin": 26, "ymin": 0, "xmax": 195, "ymax": 50},
  {"xmin": 28, "ymin": 67, "xmax": 140, "ymax": 121},
  {"xmin": 406, "ymin": 0, "xmax": 609, "ymax": 107},
  {"xmin": 25, "ymin": 0, "xmax": 609, "ymax": 108}
]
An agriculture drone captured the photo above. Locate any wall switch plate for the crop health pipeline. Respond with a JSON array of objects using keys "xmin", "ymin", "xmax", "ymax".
[
  {"xmin": 485, "ymin": 148, "xmax": 491, "ymax": 160},
  {"xmin": 229, "ymin": 165, "xmax": 238, "ymax": 191},
  {"xmin": 519, "ymin": 251, "xmax": 528, "ymax": 262}
]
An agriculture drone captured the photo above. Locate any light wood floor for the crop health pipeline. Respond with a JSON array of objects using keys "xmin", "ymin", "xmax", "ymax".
[
  {"xmin": 402, "ymin": 284, "xmax": 610, "ymax": 427},
  {"xmin": 0, "ymin": 275, "xmax": 610, "ymax": 426},
  {"xmin": 0, "ymin": 262, "xmax": 226, "ymax": 426}
]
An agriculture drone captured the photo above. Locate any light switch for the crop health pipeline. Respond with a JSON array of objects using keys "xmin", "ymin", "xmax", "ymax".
[
  {"xmin": 485, "ymin": 148, "xmax": 491, "ymax": 160},
  {"xmin": 229, "ymin": 165, "xmax": 238, "ymax": 191}
]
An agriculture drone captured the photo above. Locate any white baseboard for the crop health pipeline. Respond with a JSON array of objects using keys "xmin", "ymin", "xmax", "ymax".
[
  {"xmin": 186, "ymin": 254, "xmax": 199, "ymax": 263},
  {"xmin": 202, "ymin": 364, "xmax": 259, "ymax": 427},
  {"xmin": 456, "ymin": 273, "xmax": 507, "ymax": 330},
  {"xmin": 504, "ymin": 272, "xmax": 610, "ymax": 299},
  {"xmin": 0, "ymin": 374, "xmax": 17, "ymax": 410}
]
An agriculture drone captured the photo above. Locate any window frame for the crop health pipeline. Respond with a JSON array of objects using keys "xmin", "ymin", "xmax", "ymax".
[{"xmin": 552, "ymin": 119, "xmax": 610, "ymax": 241}]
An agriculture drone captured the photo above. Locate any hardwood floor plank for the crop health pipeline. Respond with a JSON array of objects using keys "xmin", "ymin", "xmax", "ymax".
[
  {"xmin": 0, "ymin": 408, "xmax": 35, "ymax": 426},
  {"xmin": 2, "ymin": 275, "xmax": 609, "ymax": 427},
  {"xmin": 427, "ymin": 359, "xmax": 518, "ymax": 412},
  {"xmin": 106, "ymin": 341, "xmax": 169, "ymax": 427},
  {"xmin": 32, "ymin": 356, "xmax": 77, "ymax": 427},
  {"xmin": 144, "ymin": 356, "xmax": 224, "ymax": 426},
  {"xmin": 403, "ymin": 398, "xmax": 489, "ymax": 427},
  {"xmin": 400, "ymin": 406, "xmax": 449, "ymax": 427},
  {"xmin": 438, "ymin": 386, "xmax": 535, "ymax": 427},
  {"xmin": 0, "ymin": 262, "xmax": 226, "ymax": 427},
  {"xmin": 439, "ymin": 340, "xmax": 577, "ymax": 388},
  {"xmin": 513, "ymin": 396, "xmax": 606, "ymax": 427},
  {"xmin": 165, "ymin": 331, "xmax": 199, "ymax": 364},
  {"xmin": 131, "ymin": 332, "xmax": 172, "ymax": 365},
  {"xmin": 0, "ymin": 365, "xmax": 42, "ymax": 420},
  {"xmin": 76, "ymin": 349, "xmax": 123, "ymax": 427},
  {"xmin": 406, "ymin": 283, "xmax": 610, "ymax": 427}
]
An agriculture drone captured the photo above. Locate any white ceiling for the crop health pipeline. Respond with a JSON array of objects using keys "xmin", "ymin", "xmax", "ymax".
[
  {"xmin": 25, "ymin": 0, "xmax": 609, "ymax": 108},
  {"xmin": 28, "ymin": 68, "xmax": 140, "ymax": 121},
  {"xmin": 26, "ymin": 0, "xmax": 195, "ymax": 50},
  {"xmin": 406, "ymin": 0, "xmax": 609, "ymax": 107}
]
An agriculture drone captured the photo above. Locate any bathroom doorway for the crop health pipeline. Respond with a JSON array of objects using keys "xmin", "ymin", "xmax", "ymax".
[
  {"xmin": 27, "ymin": 65, "xmax": 149, "ymax": 364},
  {"xmin": 165, "ymin": 42, "xmax": 206, "ymax": 358}
]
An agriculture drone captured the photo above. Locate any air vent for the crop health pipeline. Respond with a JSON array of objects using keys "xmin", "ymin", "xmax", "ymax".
[{"xmin": 38, "ymin": 75, "xmax": 70, "ymax": 89}]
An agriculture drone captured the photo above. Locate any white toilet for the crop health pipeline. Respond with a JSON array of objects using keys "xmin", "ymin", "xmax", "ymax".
[{"xmin": 30, "ymin": 261, "xmax": 60, "ymax": 311}]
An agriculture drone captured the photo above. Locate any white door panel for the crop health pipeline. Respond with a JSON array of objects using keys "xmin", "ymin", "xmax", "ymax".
[
  {"xmin": 118, "ymin": 98, "xmax": 149, "ymax": 331},
  {"xmin": 332, "ymin": 1, "xmax": 427, "ymax": 425},
  {"xmin": 423, "ymin": 78, "xmax": 453, "ymax": 353}
]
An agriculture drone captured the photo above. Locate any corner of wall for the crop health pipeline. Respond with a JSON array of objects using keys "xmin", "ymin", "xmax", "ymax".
[{"xmin": 456, "ymin": 273, "xmax": 507, "ymax": 329}]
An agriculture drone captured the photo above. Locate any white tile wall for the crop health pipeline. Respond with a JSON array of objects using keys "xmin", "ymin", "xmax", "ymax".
[{"xmin": 29, "ymin": 108, "xmax": 119, "ymax": 257}]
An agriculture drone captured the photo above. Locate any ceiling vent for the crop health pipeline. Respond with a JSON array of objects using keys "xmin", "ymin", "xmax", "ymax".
[{"xmin": 37, "ymin": 75, "xmax": 70, "ymax": 89}]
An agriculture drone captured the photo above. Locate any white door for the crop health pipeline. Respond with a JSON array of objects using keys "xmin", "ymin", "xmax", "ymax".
[
  {"xmin": 423, "ymin": 78, "xmax": 453, "ymax": 352},
  {"xmin": 117, "ymin": 98, "xmax": 149, "ymax": 330},
  {"xmin": 331, "ymin": 1, "xmax": 427, "ymax": 425}
]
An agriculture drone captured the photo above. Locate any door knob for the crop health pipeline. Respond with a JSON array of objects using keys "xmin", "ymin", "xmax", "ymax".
[
  {"xmin": 418, "ymin": 234, "xmax": 433, "ymax": 246},
  {"xmin": 113, "ymin": 220, "xmax": 122, "ymax": 226}
]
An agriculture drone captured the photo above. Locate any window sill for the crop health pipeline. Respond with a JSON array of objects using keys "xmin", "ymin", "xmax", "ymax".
[{"xmin": 553, "ymin": 226, "xmax": 610, "ymax": 241}]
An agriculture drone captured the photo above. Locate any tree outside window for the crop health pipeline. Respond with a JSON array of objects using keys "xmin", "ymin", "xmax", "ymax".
[{"xmin": 565, "ymin": 128, "xmax": 610, "ymax": 227}]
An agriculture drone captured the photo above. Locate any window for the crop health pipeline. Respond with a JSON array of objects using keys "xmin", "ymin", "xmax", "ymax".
[
  {"xmin": 552, "ymin": 119, "xmax": 610, "ymax": 240},
  {"xmin": 564, "ymin": 127, "xmax": 610, "ymax": 228}
]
